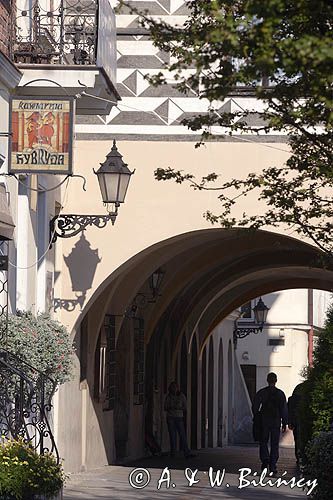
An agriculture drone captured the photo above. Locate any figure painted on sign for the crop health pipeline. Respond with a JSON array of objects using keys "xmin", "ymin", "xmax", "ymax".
[
  {"xmin": 26, "ymin": 112, "xmax": 42, "ymax": 149},
  {"xmin": 26, "ymin": 111, "xmax": 55, "ymax": 150},
  {"xmin": 40, "ymin": 112, "xmax": 55, "ymax": 148}
]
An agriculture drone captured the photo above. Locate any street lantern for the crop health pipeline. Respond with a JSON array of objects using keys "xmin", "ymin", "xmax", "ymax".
[
  {"xmin": 253, "ymin": 297, "xmax": 270, "ymax": 326},
  {"xmin": 94, "ymin": 140, "xmax": 134, "ymax": 211},
  {"xmin": 50, "ymin": 140, "xmax": 134, "ymax": 244},
  {"xmin": 149, "ymin": 268, "xmax": 165, "ymax": 300},
  {"xmin": 233, "ymin": 296, "xmax": 270, "ymax": 348}
]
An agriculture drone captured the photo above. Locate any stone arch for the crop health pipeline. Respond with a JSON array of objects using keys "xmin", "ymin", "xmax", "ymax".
[{"xmin": 57, "ymin": 227, "xmax": 333, "ymax": 470}]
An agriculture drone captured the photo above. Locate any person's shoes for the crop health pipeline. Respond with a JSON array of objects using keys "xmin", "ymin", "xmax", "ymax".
[{"xmin": 270, "ymin": 467, "xmax": 278, "ymax": 477}]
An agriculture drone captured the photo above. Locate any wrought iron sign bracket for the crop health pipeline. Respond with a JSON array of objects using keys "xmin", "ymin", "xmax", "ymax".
[
  {"xmin": 50, "ymin": 212, "xmax": 117, "ymax": 246},
  {"xmin": 233, "ymin": 324, "xmax": 263, "ymax": 348}
]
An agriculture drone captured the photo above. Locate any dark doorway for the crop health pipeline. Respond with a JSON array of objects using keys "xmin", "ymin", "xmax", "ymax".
[
  {"xmin": 201, "ymin": 346, "xmax": 207, "ymax": 448},
  {"xmin": 217, "ymin": 339, "xmax": 224, "ymax": 447},
  {"xmin": 208, "ymin": 338, "xmax": 214, "ymax": 447},
  {"xmin": 190, "ymin": 335, "xmax": 198, "ymax": 449},
  {"xmin": 240, "ymin": 364, "xmax": 257, "ymax": 404}
]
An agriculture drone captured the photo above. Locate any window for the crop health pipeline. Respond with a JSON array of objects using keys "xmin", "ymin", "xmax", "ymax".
[
  {"xmin": 268, "ymin": 338, "xmax": 285, "ymax": 346},
  {"xmin": 94, "ymin": 314, "xmax": 116, "ymax": 410},
  {"xmin": 0, "ymin": 0, "xmax": 11, "ymax": 13},
  {"xmin": 240, "ymin": 301, "xmax": 253, "ymax": 319}
]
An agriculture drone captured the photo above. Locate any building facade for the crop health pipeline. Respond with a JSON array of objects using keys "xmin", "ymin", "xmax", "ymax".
[{"xmin": 0, "ymin": 0, "xmax": 332, "ymax": 474}]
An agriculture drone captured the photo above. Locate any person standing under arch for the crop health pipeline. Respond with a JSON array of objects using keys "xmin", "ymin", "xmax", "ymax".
[{"xmin": 164, "ymin": 381, "xmax": 195, "ymax": 458}]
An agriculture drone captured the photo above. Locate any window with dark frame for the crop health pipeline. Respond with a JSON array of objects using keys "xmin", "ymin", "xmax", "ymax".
[
  {"xmin": 104, "ymin": 314, "xmax": 116, "ymax": 410},
  {"xmin": 268, "ymin": 338, "xmax": 285, "ymax": 346},
  {"xmin": 240, "ymin": 301, "xmax": 253, "ymax": 319},
  {"xmin": 133, "ymin": 317, "xmax": 144, "ymax": 405},
  {"xmin": 94, "ymin": 314, "xmax": 116, "ymax": 410},
  {"xmin": 0, "ymin": 0, "xmax": 11, "ymax": 13}
]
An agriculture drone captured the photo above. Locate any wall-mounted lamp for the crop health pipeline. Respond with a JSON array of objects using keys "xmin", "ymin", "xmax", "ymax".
[
  {"xmin": 149, "ymin": 268, "xmax": 165, "ymax": 301},
  {"xmin": 125, "ymin": 268, "xmax": 165, "ymax": 318},
  {"xmin": 50, "ymin": 141, "xmax": 134, "ymax": 245},
  {"xmin": 233, "ymin": 297, "xmax": 269, "ymax": 348}
]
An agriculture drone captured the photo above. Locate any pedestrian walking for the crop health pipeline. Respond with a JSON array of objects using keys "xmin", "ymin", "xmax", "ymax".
[
  {"xmin": 164, "ymin": 381, "xmax": 195, "ymax": 458},
  {"xmin": 252, "ymin": 372, "xmax": 288, "ymax": 475}
]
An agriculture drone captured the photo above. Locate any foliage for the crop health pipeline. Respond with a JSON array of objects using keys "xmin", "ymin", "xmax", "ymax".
[
  {"xmin": 122, "ymin": 0, "xmax": 333, "ymax": 255},
  {"xmin": 303, "ymin": 431, "xmax": 333, "ymax": 498},
  {"xmin": 1, "ymin": 311, "xmax": 75, "ymax": 388},
  {"xmin": 297, "ymin": 304, "xmax": 333, "ymax": 460},
  {"xmin": 0, "ymin": 438, "xmax": 65, "ymax": 499}
]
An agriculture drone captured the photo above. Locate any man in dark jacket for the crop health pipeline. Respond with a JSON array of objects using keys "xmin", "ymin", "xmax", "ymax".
[{"xmin": 252, "ymin": 372, "xmax": 288, "ymax": 474}]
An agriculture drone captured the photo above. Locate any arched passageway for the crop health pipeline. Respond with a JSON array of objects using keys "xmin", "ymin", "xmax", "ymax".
[{"xmin": 56, "ymin": 228, "xmax": 333, "ymax": 471}]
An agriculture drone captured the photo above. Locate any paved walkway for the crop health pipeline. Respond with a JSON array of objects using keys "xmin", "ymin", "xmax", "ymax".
[{"xmin": 64, "ymin": 446, "xmax": 314, "ymax": 499}]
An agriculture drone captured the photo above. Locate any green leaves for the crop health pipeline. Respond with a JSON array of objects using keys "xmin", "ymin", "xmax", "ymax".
[
  {"xmin": 0, "ymin": 438, "xmax": 65, "ymax": 499},
  {"xmin": 131, "ymin": 0, "xmax": 333, "ymax": 255},
  {"xmin": 0, "ymin": 311, "xmax": 75, "ymax": 388}
]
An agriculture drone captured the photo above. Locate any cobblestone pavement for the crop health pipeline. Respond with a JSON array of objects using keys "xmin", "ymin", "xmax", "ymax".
[{"xmin": 64, "ymin": 446, "xmax": 312, "ymax": 499}]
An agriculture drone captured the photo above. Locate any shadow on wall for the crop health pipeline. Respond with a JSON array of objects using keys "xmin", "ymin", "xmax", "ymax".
[{"xmin": 54, "ymin": 233, "xmax": 101, "ymax": 311}]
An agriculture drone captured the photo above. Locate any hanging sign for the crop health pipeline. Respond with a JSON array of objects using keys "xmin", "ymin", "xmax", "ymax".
[{"xmin": 9, "ymin": 96, "xmax": 74, "ymax": 175}]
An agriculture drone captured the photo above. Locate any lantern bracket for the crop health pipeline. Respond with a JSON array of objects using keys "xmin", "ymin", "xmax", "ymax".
[
  {"xmin": 233, "ymin": 297, "xmax": 269, "ymax": 348},
  {"xmin": 233, "ymin": 323, "xmax": 263, "ymax": 348},
  {"xmin": 50, "ymin": 209, "xmax": 118, "ymax": 246}
]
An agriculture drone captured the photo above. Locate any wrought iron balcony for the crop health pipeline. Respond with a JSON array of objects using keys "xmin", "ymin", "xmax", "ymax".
[
  {"xmin": 11, "ymin": 0, "xmax": 104, "ymax": 66},
  {"xmin": 9, "ymin": 0, "xmax": 119, "ymax": 115}
]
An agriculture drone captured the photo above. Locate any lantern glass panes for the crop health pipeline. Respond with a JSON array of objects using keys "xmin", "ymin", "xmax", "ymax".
[
  {"xmin": 94, "ymin": 140, "xmax": 134, "ymax": 210},
  {"xmin": 253, "ymin": 297, "xmax": 269, "ymax": 325}
]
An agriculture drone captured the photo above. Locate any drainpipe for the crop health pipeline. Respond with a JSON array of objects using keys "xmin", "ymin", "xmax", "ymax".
[{"xmin": 308, "ymin": 289, "xmax": 314, "ymax": 367}]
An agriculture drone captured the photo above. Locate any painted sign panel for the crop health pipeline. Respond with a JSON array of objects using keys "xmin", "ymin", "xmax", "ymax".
[{"xmin": 9, "ymin": 97, "xmax": 74, "ymax": 174}]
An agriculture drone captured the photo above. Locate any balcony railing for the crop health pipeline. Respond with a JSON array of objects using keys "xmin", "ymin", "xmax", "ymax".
[{"xmin": 11, "ymin": 0, "xmax": 99, "ymax": 65}]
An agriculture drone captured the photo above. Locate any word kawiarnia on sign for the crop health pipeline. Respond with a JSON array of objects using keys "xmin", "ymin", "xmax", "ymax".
[{"xmin": 9, "ymin": 97, "xmax": 74, "ymax": 175}]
